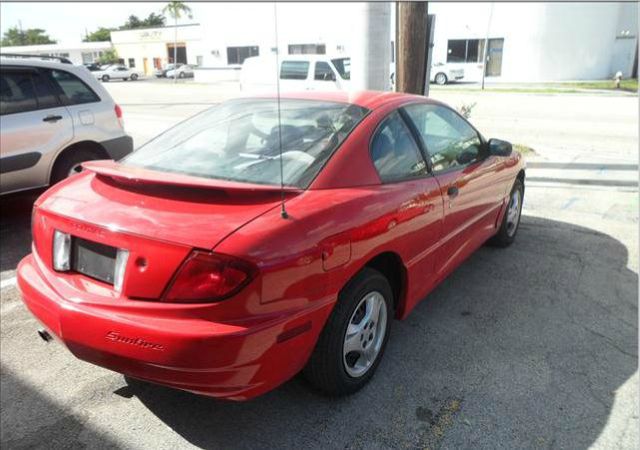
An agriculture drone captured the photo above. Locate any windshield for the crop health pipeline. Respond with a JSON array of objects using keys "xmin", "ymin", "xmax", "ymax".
[
  {"xmin": 123, "ymin": 98, "xmax": 368, "ymax": 188},
  {"xmin": 331, "ymin": 58, "xmax": 351, "ymax": 80}
]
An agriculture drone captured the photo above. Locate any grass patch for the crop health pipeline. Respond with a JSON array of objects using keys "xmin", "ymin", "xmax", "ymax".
[
  {"xmin": 562, "ymin": 79, "xmax": 638, "ymax": 93},
  {"xmin": 513, "ymin": 144, "xmax": 537, "ymax": 157},
  {"xmin": 432, "ymin": 79, "xmax": 638, "ymax": 94}
]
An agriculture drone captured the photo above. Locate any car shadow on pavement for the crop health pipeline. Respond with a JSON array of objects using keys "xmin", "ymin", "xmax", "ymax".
[
  {"xmin": 0, "ymin": 191, "xmax": 41, "ymax": 274},
  {"xmin": 0, "ymin": 368, "xmax": 119, "ymax": 448},
  {"xmin": 123, "ymin": 215, "xmax": 638, "ymax": 449}
]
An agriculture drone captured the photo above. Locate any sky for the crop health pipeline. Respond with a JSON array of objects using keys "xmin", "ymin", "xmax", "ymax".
[{"xmin": 0, "ymin": 2, "xmax": 198, "ymax": 44}]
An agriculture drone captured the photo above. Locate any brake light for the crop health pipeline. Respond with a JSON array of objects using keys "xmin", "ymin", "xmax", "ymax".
[
  {"xmin": 163, "ymin": 251, "xmax": 257, "ymax": 303},
  {"xmin": 114, "ymin": 104, "xmax": 124, "ymax": 129}
]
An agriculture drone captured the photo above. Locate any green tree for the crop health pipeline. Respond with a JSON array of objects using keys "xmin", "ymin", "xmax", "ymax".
[
  {"xmin": 120, "ymin": 15, "xmax": 143, "ymax": 30},
  {"xmin": 97, "ymin": 48, "xmax": 119, "ymax": 65},
  {"xmin": 162, "ymin": 1, "xmax": 192, "ymax": 82},
  {"xmin": 142, "ymin": 13, "xmax": 166, "ymax": 27},
  {"xmin": 83, "ymin": 27, "xmax": 113, "ymax": 42},
  {"xmin": 0, "ymin": 27, "xmax": 57, "ymax": 46}
]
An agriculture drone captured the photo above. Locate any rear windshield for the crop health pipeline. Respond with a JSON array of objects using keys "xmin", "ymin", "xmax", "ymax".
[{"xmin": 123, "ymin": 98, "xmax": 368, "ymax": 188}]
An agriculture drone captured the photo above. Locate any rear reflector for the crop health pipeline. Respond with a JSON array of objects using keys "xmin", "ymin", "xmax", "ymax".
[
  {"xmin": 114, "ymin": 104, "xmax": 124, "ymax": 129},
  {"xmin": 52, "ymin": 230, "xmax": 71, "ymax": 271},
  {"xmin": 163, "ymin": 251, "xmax": 257, "ymax": 303}
]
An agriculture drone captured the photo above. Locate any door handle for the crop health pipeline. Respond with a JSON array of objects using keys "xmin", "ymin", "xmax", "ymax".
[
  {"xmin": 447, "ymin": 186, "xmax": 459, "ymax": 198},
  {"xmin": 42, "ymin": 115, "xmax": 63, "ymax": 123}
]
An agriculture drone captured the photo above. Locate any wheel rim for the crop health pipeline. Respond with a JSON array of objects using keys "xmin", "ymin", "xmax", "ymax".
[
  {"xmin": 343, "ymin": 291, "xmax": 388, "ymax": 378},
  {"xmin": 506, "ymin": 188, "xmax": 522, "ymax": 237},
  {"xmin": 436, "ymin": 73, "xmax": 446, "ymax": 85},
  {"xmin": 68, "ymin": 163, "xmax": 84, "ymax": 177}
]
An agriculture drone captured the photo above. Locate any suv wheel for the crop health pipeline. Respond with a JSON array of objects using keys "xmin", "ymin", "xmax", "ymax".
[
  {"xmin": 304, "ymin": 267, "xmax": 392, "ymax": 396},
  {"xmin": 101, "ymin": 75, "xmax": 110, "ymax": 82},
  {"xmin": 51, "ymin": 148, "xmax": 101, "ymax": 185},
  {"xmin": 130, "ymin": 73, "xmax": 139, "ymax": 81}
]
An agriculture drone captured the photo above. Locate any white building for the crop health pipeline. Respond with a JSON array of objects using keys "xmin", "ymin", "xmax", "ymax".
[
  {"xmin": 0, "ymin": 41, "xmax": 113, "ymax": 65},
  {"xmin": 425, "ymin": 2, "xmax": 638, "ymax": 82},
  {"xmin": 110, "ymin": 24, "xmax": 203, "ymax": 75}
]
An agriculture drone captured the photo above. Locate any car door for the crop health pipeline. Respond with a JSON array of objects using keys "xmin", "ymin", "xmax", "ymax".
[
  {"xmin": 369, "ymin": 110, "xmax": 444, "ymax": 306},
  {"xmin": 310, "ymin": 61, "xmax": 340, "ymax": 91},
  {"xmin": 0, "ymin": 67, "xmax": 73, "ymax": 194},
  {"xmin": 402, "ymin": 103, "xmax": 504, "ymax": 277},
  {"xmin": 279, "ymin": 60, "xmax": 311, "ymax": 91}
]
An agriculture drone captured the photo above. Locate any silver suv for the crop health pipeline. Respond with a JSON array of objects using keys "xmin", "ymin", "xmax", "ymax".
[{"xmin": 0, "ymin": 55, "xmax": 133, "ymax": 195}]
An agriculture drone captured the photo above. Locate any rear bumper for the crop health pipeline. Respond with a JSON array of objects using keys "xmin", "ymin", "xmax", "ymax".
[
  {"xmin": 101, "ymin": 135, "xmax": 133, "ymax": 161},
  {"xmin": 17, "ymin": 254, "xmax": 331, "ymax": 400}
]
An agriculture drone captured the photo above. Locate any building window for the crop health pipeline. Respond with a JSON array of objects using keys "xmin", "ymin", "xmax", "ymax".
[
  {"xmin": 226, "ymin": 46, "xmax": 259, "ymax": 65},
  {"xmin": 288, "ymin": 44, "xmax": 326, "ymax": 55},
  {"xmin": 447, "ymin": 39, "xmax": 485, "ymax": 63},
  {"xmin": 117, "ymin": 58, "xmax": 125, "ymax": 65},
  {"xmin": 128, "ymin": 58, "xmax": 136, "ymax": 68},
  {"xmin": 280, "ymin": 61, "xmax": 309, "ymax": 80}
]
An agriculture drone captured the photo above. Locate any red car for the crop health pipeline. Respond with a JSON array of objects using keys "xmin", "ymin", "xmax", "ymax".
[{"xmin": 18, "ymin": 91, "xmax": 524, "ymax": 400}]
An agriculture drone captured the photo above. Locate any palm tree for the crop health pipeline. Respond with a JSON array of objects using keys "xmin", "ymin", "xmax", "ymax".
[{"xmin": 162, "ymin": 1, "xmax": 193, "ymax": 82}]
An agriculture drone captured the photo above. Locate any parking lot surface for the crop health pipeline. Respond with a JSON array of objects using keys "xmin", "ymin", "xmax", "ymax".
[{"xmin": 1, "ymin": 83, "xmax": 637, "ymax": 449}]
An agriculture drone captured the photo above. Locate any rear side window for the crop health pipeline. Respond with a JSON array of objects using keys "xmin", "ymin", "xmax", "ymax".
[
  {"xmin": 0, "ymin": 71, "xmax": 38, "ymax": 115},
  {"xmin": 370, "ymin": 111, "xmax": 428, "ymax": 182},
  {"xmin": 280, "ymin": 61, "xmax": 309, "ymax": 80},
  {"xmin": 314, "ymin": 62, "xmax": 336, "ymax": 81},
  {"xmin": 48, "ymin": 69, "xmax": 100, "ymax": 105}
]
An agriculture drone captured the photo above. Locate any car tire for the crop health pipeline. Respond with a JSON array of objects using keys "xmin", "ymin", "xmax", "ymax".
[
  {"xmin": 434, "ymin": 72, "xmax": 448, "ymax": 85},
  {"xmin": 101, "ymin": 75, "xmax": 110, "ymax": 82},
  {"xmin": 178, "ymin": 72, "xmax": 185, "ymax": 79},
  {"xmin": 489, "ymin": 178, "xmax": 524, "ymax": 247},
  {"xmin": 131, "ymin": 73, "xmax": 138, "ymax": 81},
  {"xmin": 50, "ymin": 148, "xmax": 102, "ymax": 185},
  {"xmin": 303, "ymin": 267, "xmax": 393, "ymax": 396}
]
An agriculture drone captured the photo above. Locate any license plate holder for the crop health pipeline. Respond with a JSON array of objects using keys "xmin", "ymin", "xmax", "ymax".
[{"xmin": 72, "ymin": 237, "xmax": 117, "ymax": 284}]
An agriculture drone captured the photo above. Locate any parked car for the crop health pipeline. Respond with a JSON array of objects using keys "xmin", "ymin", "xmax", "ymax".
[
  {"xmin": 240, "ymin": 55, "xmax": 351, "ymax": 93},
  {"xmin": 18, "ymin": 91, "xmax": 524, "ymax": 400},
  {"xmin": 390, "ymin": 63, "xmax": 465, "ymax": 88},
  {"xmin": 0, "ymin": 55, "xmax": 133, "ymax": 195},
  {"xmin": 430, "ymin": 62, "xmax": 465, "ymax": 85},
  {"xmin": 94, "ymin": 64, "xmax": 142, "ymax": 82},
  {"xmin": 83, "ymin": 63, "xmax": 103, "ymax": 72},
  {"xmin": 165, "ymin": 64, "xmax": 195, "ymax": 79},
  {"xmin": 154, "ymin": 63, "xmax": 183, "ymax": 78}
]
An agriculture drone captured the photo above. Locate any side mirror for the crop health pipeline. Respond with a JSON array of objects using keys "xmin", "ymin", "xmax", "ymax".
[{"xmin": 488, "ymin": 138, "xmax": 512, "ymax": 157}]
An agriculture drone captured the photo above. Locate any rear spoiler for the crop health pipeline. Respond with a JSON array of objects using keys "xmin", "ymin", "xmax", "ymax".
[{"xmin": 82, "ymin": 160, "xmax": 304, "ymax": 193}]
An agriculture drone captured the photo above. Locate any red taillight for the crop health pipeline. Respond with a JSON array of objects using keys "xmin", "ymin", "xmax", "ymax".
[
  {"xmin": 163, "ymin": 251, "xmax": 257, "ymax": 303},
  {"xmin": 114, "ymin": 104, "xmax": 124, "ymax": 129}
]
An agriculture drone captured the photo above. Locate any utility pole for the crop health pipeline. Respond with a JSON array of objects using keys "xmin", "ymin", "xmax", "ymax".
[
  {"xmin": 396, "ymin": 2, "xmax": 429, "ymax": 95},
  {"xmin": 481, "ymin": 3, "xmax": 495, "ymax": 90},
  {"xmin": 350, "ymin": 2, "xmax": 391, "ymax": 91}
]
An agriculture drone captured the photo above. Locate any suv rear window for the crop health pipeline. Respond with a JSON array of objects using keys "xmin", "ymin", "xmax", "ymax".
[{"xmin": 48, "ymin": 69, "xmax": 100, "ymax": 105}]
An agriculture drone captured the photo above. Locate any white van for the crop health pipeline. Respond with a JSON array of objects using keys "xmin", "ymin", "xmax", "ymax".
[{"xmin": 240, "ymin": 55, "xmax": 351, "ymax": 93}]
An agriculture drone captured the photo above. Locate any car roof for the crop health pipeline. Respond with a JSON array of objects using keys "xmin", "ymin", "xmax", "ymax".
[{"xmin": 251, "ymin": 90, "xmax": 435, "ymax": 111}]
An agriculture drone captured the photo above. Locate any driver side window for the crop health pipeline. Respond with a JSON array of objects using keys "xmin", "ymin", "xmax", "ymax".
[{"xmin": 404, "ymin": 104, "xmax": 482, "ymax": 173}]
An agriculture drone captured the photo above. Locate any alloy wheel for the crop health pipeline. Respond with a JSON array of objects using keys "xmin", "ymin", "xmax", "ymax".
[{"xmin": 343, "ymin": 291, "xmax": 388, "ymax": 378}]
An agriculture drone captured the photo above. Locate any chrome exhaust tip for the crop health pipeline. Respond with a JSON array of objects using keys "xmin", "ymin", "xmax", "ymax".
[{"xmin": 37, "ymin": 328, "xmax": 53, "ymax": 343}]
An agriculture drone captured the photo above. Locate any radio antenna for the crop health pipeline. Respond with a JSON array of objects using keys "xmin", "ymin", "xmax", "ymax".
[{"xmin": 273, "ymin": 2, "xmax": 288, "ymax": 219}]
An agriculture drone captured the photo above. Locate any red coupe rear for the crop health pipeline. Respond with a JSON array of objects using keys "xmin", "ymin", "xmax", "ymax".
[{"xmin": 18, "ymin": 91, "xmax": 525, "ymax": 400}]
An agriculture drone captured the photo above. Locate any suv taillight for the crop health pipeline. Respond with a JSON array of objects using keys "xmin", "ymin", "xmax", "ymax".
[
  {"xmin": 114, "ymin": 104, "xmax": 124, "ymax": 129},
  {"xmin": 162, "ymin": 251, "xmax": 257, "ymax": 303}
]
